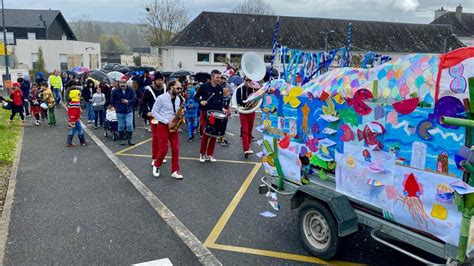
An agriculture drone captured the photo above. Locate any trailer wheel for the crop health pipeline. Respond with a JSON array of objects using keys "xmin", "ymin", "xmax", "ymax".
[{"xmin": 299, "ymin": 200, "xmax": 339, "ymax": 260}]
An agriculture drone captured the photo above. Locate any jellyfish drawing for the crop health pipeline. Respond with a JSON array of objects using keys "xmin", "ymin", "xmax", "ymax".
[{"xmin": 397, "ymin": 173, "xmax": 434, "ymax": 228}]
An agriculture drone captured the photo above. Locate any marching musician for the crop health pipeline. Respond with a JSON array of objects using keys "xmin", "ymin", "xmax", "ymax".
[
  {"xmin": 150, "ymin": 80, "xmax": 184, "ymax": 179},
  {"xmin": 236, "ymin": 76, "xmax": 258, "ymax": 158},
  {"xmin": 195, "ymin": 70, "xmax": 226, "ymax": 163},
  {"xmin": 141, "ymin": 72, "xmax": 167, "ymax": 167}
]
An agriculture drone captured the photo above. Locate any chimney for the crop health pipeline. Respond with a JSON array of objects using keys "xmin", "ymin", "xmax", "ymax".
[
  {"xmin": 434, "ymin": 6, "xmax": 447, "ymax": 20},
  {"xmin": 456, "ymin": 4, "xmax": 462, "ymax": 21}
]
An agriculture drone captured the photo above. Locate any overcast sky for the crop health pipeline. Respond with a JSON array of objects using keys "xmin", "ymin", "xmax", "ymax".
[{"xmin": 6, "ymin": 0, "xmax": 474, "ymax": 24}]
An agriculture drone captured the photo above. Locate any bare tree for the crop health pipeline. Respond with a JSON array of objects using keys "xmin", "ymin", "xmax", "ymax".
[
  {"xmin": 143, "ymin": 0, "xmax": 190, "ymax": 47},
  {"xmin": 231, "ymin": 0, "xmax": 275, "ymax": 15}
]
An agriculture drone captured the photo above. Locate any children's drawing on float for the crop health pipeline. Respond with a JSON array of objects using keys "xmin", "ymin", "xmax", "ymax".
[{"xmin": 260, "ymin": 46, "xmax": 474, "ymax": 248}]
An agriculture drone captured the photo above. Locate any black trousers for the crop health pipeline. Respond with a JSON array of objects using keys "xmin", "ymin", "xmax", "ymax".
[{"xmin": 10, "ymin": 105, "xmax": 24, "ymax": 121}]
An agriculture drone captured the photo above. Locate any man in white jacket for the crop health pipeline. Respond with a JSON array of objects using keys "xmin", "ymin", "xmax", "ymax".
[{"xmin": 151, "ymin": 80, "xmax": 184, "ymax": 179}]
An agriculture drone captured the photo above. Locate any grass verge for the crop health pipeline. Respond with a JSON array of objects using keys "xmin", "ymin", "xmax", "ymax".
[{"xmin": 0, "ymin": 107, "xmax": 21, "ymax": 214}]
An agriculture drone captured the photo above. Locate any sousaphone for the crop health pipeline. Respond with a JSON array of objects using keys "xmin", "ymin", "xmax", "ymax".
[{"xmin": 231, "ymin": 52, "xmax": 266, "ymax": 114}]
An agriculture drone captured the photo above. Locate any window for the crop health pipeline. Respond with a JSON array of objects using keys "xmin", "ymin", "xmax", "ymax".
[
  {"xmin": 6, "ymin": 32, "xmax": 14, "ymax": 44},
  {"xmin": 27, "ymin": 32, "xmax": 36, "ymax": 40},
  {"xmin": 31, "ymin": 53, "xmax": 38, "ymax": 69},
  {"xmin": 264, "ymin": 54, "xmax": 272, "ymax": 63},
  {"xmin": 59, "ymin": 54, "xmax": 68, "ymax": 71},
  {"xmin": 280, "ymin": 54, "xmax": 290, "ymax": 63},
  {"xmin": 213, "ymin": 53, "xmax": 227, "ymax": 63},
  {"xmin": 230, "ymin": 54, "xmax": 242, "ymax": 63},
  {"xmin": 197, "ymin": 53, "xmax": 210, "ymax": 62}
]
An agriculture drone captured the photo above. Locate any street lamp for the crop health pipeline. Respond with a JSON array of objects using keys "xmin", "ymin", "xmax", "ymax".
[
  {"xmin": 438, "ymin": 33, "xmax": 456, "ymax": 53},
  {"xmin": 1, "ymin": 0, "xmax": 10, "ymax": 86},
  {"xmin": 320, "ymin": 30, "xmax": 335, "ymax": 53}
]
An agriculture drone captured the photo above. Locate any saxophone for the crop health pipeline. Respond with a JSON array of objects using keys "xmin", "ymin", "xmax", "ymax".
[{"xmin": 169, "ymin": 99, "xmax": 186, "ymax": 133}]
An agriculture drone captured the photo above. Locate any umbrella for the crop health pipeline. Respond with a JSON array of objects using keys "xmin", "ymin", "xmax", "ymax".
[
  {"xmin": 71, "ymin": 66, "xmax": 90, "ymax": 74},
  {"xmin": 89, "ymin": 70, "xmax": 112, "ymax": 84},
  {"xmin": 108, "ymin": 71, "xmax": 126, "ymax": 81},
  {"xmin": 229, "ymin": 75, "xmax": 244, "ymax": 85},
  {"xmin": 62, "ymin": 70, "xmax": 78, "ymax": 78},
  {"xmin": 194, "ymin": 72, "xmax": 211, "ymax": 83},
  {"xmin": 264, "ymin": 67, "xmax": 279, "ymax": 82},
  {"xmin": 170, "ymin": 70, "xmax": 192, "ymax": 78}
]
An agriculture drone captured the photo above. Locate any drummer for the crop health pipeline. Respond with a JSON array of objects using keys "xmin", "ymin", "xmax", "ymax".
[{"xmin": 194, "ymin": 69, "xmax": 227, "ymax": 163}]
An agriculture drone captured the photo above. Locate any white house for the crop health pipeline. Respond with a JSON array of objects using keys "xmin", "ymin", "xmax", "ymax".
[
  {"xmin": 14, "ymin": 39, "xmax": 100, "ymax": 72},
  {"xmin": 163, "ymin": 12, "xmax": 465, "ymax": 73}
]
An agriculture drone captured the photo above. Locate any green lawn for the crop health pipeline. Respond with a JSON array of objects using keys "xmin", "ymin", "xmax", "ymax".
[{"xmin": 0, "ymin": 108, "xmax": 21, "ymax": 164}]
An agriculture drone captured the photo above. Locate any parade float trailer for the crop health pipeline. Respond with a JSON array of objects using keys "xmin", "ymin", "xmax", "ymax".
[{"xmin": 258, "ymin": 47, "xmax": 474, "ymax": 263}]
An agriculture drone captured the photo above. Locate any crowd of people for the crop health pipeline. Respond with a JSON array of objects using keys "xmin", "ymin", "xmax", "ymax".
[{"xmin": 2, "ymin": 68, "xmax": 260, "ymax": 180}]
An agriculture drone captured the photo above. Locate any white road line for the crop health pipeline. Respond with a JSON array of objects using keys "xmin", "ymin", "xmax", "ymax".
[
  {"xmin": 73, "ymin": 107, "xmax": 222, "ymax": 266},
  {"xmin": 133, "ymin": 258, "xmax": 173, "ymax": 266}
]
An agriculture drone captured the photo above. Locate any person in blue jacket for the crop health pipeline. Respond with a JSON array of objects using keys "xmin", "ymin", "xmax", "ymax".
[
  {"xmin": 111, "ymin": 79, "xmax": 137, "ymax": 145},
  {"xmin": 185, "ymin": 83, "xmax": 199, "ymax": 141}
]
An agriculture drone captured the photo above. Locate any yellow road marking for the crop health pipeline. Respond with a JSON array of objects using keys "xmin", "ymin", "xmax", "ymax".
[
  {"xmin": 206, "ymin": 243, "xmax": 362, "ymax": 266},
  {"xmin": 117, "ymin": 153, "xmax": 258, "ymax": 165},
  {"xmin": 118, "ymin": 147, "xmax": 362, "ymax": 265},
  {"xmin": 204, "ymin": 163, "xmax": 262, "ymax": 245},
  {"xmin": 115, "ymin": 138, "xmax": 152, "ymax": 155}
]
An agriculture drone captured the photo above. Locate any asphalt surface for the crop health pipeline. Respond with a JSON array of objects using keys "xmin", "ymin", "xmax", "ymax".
[
  {"xmin": 4, "ymin": 106, "xmax": 447, "ymax": 265},
  {"xmin": 99, "ymin": 113, "xmax": 442, "ymax": 265},
  {"xmin": 4, "ymin": 107, "xmax": 199, "ymax": 265}
]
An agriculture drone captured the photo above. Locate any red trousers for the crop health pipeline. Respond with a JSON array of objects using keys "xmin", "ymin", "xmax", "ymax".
[
  {"xmin": 154, "ymin": 123, "xmax": 179, "ymax": 172},
  {"xmin": 199, "ymin": 111, "xmax": 216, "ymax": 156},
  {"xmin": 151, "ymin": 122, "xmax": 160, "ymax": 161},
  {"xmin": 240, "ymin": 112, "xmax": 256, "ymax": 152}
]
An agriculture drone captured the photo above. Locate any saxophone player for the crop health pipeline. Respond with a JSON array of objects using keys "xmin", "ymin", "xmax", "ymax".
[{"xmin": 150, "ymin": 80, "xmax": 184, "ymax": 179}]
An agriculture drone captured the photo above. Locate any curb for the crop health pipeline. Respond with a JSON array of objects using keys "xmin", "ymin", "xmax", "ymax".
[
  {"xmin": 74, "ymin": 110, "xmax": 222, "ymax": 265},
  {"xmin": 0, "ymin": 126, "xmax": 25, "ymax": 264}
]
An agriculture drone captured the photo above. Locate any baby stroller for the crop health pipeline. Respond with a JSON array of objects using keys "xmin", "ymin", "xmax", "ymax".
[{"xmin": 104, "ymin": 109, "xmax": 118, "ymax": 141}]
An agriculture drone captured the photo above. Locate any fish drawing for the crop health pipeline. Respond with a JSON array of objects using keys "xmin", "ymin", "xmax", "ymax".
[
  {"xmin": 347, "ymin": 89, "xmax": 374, "ymax": 116},
  {"xmin": 322, "ymin": 99, "xmax": 336, "ymax": 116},
  {"xmin": 357, "ymin": 121, "xmax": 386, "ymax": 149},
  {"xmin": 334, "ymin": 93, "xmax": 345, "ymax": 104},
  {"xmin": 362, "ymin": 149, "xmax": 372, "ymax": 162},
  {"xmin": 373, "ymin": 105, "xmax": 385, "ymax": 120},
  {"xmin": 339, "ymin": 108, "xmax": 359, "ymax": 127},
  {"xmin": 386, "ymin": 111, "xmax": 398, "ymax": 126},
  {"xmin": 340, "ymin": 124, "xmax": 355, "ymax": 142}
]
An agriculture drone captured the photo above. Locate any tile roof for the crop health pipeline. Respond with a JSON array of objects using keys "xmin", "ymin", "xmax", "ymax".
[
  {"xmin": 430, "ymin": 11, "xmax": 474, "ymax": 37},
  {"xmin": 0, "ymin": 9, "xmax": 61, "ymax": 28},
  {"xmin": 168, "ymin": 12, "xmax": 465, "ymax": 53}
]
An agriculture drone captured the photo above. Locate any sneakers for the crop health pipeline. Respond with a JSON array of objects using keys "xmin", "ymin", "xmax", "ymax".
[
  {"xmin": 208, "ymin": 156, "xmax": 217, "ymax": 163},
  {"xmin": 152, "ymin": 166, "xmax": 160, "ymax": 178},
  {"xmin": 151, "ymin": 159, "xmax": 167, "ymax": 166},
  {"xmin": 199, "ymin": 154, "xmax": 206, "ymax": 163},
  {"xmin": 171, "ymin": 171, "xmax": 183, "ymax": 179},
  {"xmin": 244, "ymin": 150, "xmax": 252, "ymax": 158}
]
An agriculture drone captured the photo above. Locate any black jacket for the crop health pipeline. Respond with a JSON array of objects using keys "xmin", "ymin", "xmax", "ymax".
[
  {"xmin": 81, "ymin": 86, "xmax": 94, "ymax": 102},
  {"xmin": 236, "ymin": 85, "xmax": 254, "ymax": 106},
  {"xmin": 194, "ymin": 82, "xmax": 224, "ymax": 112},
  {"xmin": 140, "ymin": 85, "xmax": 165, "ymax": 118}
]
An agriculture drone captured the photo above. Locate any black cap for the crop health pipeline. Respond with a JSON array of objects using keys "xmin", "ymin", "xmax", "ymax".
[{"xmin": 154, "ymin": 71, "xmax": 164, "ymax": 80}]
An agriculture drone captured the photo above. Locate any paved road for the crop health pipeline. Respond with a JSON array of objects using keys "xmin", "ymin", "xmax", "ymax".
[
  {"xmin": 4, "ymin": 107, "xmax": 199, "ymax": 265},
  {"xmin": 99, "ymin": 113, "xmax": 444, "ymax": 265},
  {"xmin": 3, "ymin": 106, "xmax": 447, "ymax": 265}
]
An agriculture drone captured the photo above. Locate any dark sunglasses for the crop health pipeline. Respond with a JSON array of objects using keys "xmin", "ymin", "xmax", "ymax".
[{"xmin": 245, "ymin": 79, "xmax": 252, "ymax": 82}]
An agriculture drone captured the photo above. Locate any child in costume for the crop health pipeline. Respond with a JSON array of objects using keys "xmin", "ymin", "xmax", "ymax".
[
  {"xmin": 41, "ymin": 83, "xmax": 55, "ymax": 126},
  {"xmin": 66, "ymin": 86, "xmax": 86, "ymax": 147},
  {"xmin": 185, "ymin": 84, "xmax": 199, "ymax": 141},
  {"xmin": 29, "ymin": 84, "xmax": 43, "ymax": 126}
]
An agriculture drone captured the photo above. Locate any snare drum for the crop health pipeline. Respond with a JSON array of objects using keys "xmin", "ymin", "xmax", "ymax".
[{"xmin": 205, "ymin": 110, "xmax": 228, "ymax": 137}]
